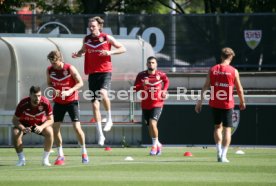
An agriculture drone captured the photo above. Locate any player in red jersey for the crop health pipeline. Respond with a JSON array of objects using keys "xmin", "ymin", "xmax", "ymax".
[
  {"xmin": 12, "ymin": 86, "xmax": 54, "ymax": 166},
  {"xmin": 195, "ymin": 47, "xmax": 246, "ymax": 163},
  {"xmin": 46, "ymin": 50, "xmax": 88, "ymax": 165},
  {"xmin": 72, "ymin": 16, "xmax": 126, "ymax": 146},
  {"xmin": 134, "ymin": 56, "xmax": 169, "ymax": 156}
]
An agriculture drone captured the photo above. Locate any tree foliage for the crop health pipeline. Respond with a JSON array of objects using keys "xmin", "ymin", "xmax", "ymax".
[
  {"xmin": 0, "ymin": 0, "xmax": 276, "ymax": 14},
  {"xmin": 79, "ymin": 0, "xmax": 169, "ymax": 14},
  {"xmin": 203, "ymin": 0, "xmax": 276, "ymax": 13}
]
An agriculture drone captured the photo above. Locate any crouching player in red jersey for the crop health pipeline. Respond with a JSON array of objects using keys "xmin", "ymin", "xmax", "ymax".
[
  {"xmin": 46, "ymin": 50, "xmax": 88, "ymax": 165},
  {"xmin": 134, "ymin": 56, "xmax": 169, "ymax": 155},
  {"xmin": 12, "ymin": 86, "xmax": 54, "ymax": 166}
]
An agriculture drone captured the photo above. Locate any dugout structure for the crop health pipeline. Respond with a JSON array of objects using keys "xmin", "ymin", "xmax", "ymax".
[{"xmin": 0, "ymin": 34, "xmax": 154, "ymax": 146}]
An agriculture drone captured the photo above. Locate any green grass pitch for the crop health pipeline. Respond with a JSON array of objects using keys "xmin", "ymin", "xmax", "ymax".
[{"xmin": 0, "ymin": 147, "xmax": 276, "ymax": 186}]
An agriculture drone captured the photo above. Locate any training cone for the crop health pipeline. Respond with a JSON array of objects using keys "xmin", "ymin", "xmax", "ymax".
[
  {"xmin": 184, "ymin": 151, "xmax": 193, "ymax": 157},
  {"xmin": 90, "ymin": 117, "xmax": 96, "ymax": 123},
  {"xmin": 105, "ymin": 146, "xmax": 112, "ymax": 151},
  {"xmin": 235, "ymin": 150, "xmax": 245, "ymax": 155},
  {"xmin": 124, "ymin": 156, "xmax": 134, "ymax": 161}
]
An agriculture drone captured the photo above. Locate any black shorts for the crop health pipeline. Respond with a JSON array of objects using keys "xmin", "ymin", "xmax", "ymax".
[
  {"xmin": 142, "ymin": 107, "xmax": 163, "ymax": 126},
  {"xmin": 211, "ymin": 107, "xmax": 233, "ymax": 127},
  {"xmin": 53, "ymin": 100, "xmax": 80, "ymax": 122},
  {"xmin": 88, "ymin": 72, "xmax": 111, "ymax": 102}
]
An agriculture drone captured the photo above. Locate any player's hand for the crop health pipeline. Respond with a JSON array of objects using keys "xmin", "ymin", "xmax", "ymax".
[
  {"xmin": 240, "ymin": 102, "xmax": 246, "ymax": 110},
  {"xmin": 161, "ymin": 91, "xmax": 168, "ymax": 99},
  {"xmin": 99, "ymin": 50, "xmax": 110, "ymax": 56},
  {"xmin": 61, "ymin": 89, "xmax": 73, "ymax": 97},
  {"xmin": 195, "ymin": 102, "xmax": 202, "ymax": 113},
  {"xmin": 33, "ymin": 124, "xmax": 43, "ymax": 134},
  {"xmin": 22, "ymin": 127, "xmax": 31, "ymax": 134},
  {"xmin": 72, "ymin": 52, "xmax": 78, "ymax": 58}
]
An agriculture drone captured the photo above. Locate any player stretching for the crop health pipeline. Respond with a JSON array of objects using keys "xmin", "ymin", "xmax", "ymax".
[{"xmin": 12, "ymin": 86, "xmax": 54, "ymax": 166}]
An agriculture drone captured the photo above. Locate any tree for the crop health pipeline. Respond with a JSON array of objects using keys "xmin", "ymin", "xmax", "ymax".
[
  {"xmin": 0, "ymin": 0, "xmax": 23, "ymax": 14},
  {"xmin": 79, "ymin": 0, "xmax": 169, "ymax": 14}
]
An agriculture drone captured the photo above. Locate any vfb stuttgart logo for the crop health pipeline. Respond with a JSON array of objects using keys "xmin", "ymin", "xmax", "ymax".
[
  {"xmin": 244, "ymin": 30, "xmax": 262, "ymax": 50},
  {"xmin": 231, "ymin": 110, "xmax": 240, "ymax": 135}
]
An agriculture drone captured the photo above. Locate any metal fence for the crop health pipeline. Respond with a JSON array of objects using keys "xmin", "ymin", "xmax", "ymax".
[{"xmin": 1, "ymin": 13, "xmax": 276, "ymax": 71}]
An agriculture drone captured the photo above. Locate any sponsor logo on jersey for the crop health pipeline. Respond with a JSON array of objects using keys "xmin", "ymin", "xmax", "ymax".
[
  {"xmin": 63, "ymin": 70, "xmax": 68, "ymax": 76},
  {"xmin": 38, "ymin": 106, "xmax": 43, "ymax": 112},
  {"xmin": 99, "ymin": 37, "xmax": 104, "ymax": 42}
]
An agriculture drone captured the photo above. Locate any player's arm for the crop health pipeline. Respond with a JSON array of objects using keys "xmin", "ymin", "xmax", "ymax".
[
  {"xmin": 60, "ymin": 66, "xmax": 83, "ymax": 97},
  {"xmin": 72, "ymin": 37, "xmax": 86, "ymax": 58},
  {"xmin": 12, "ymin": 102, "xmax": 31, "ymax": 133},
  {"xmin": 195, "ymin": 70, "xmax": 211, "ymax": 113},
  {"xmin": 46, "ymin": 68, "xmax": 53, "ymax": 87},
  {"xmin": 235, "ymin": 69, "xmax": 246, "ymax": 110},
  {"xmin": 133, "ymin": 73, "xmax": 143, "ymax": 92},
  {"xmin": 161, "ymin": 73, "xmax": 170, "ymax": 98},
  {"xmin": 12, "ymin": 115, "xmax": 30, "ymax": 133},
  {"xmin": 70, "ymin": 66, "xmax": 84, "ymax": 92},
  {"xmin": 40, "ymin": 115, "xmax": 54, "ymax": 129},
  {"xmin": 106, "ymin": 35, "xmax": 126, "ymax": 55},
  {"xmin": 34, "ymin": 114, "xmax": 54, "ymax": 134}
]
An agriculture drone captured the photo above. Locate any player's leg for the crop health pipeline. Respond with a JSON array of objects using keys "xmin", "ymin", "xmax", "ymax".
[
  {"xmin": 214, "ymin": 124, "xmax": 223, "ymax": 160},
  {"xmin": 212, "ymin": 108, "xmax": 223, "ymax": 162},
  {"xmin": 100, "ymin": 73, "xmax": 113, "ymax": 132},
  {"xmin": 221, "ymin": 127, "xmax": 231, "ymax": 162},
  {"xmin": 149, "ymin": 107, "xmax": 163, "ymax": 155},
  {"xmin": 92, "ymin": 100, "xmax": 105, "ymax": 146},
  {"xmin": 221, "ymin": 109, "xmax": 233, "ymax": 163},
  {"xmin": 41, "ymin": 126, "xmax": 53, "ymax": 166},
  {"xmin": 149, "ymin": 118, "xmax": 158, "ymax": 151},
  {"xmin": 89, "ymin": 74, "xmax": 105, "ymax": 145},
  {"xmin": 52, "ymin": 103, "xmax": 66, "ymax": 165},
  {"xmin": 72, "ymin": 121, "xmax": 89, "ymax": 163},
  {"xmin": 13, "ymin": 127, "xmax": 25, "ymax": 166},
  {"xmin": 101, "ymin": 88, "xmax": 113, "ymax": 131},
  {"xmin": 68, "ymin": 101, "xmax": 89, "ymax": 163}
]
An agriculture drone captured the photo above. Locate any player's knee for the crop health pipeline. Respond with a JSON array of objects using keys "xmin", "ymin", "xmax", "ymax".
[
  {"xmin": 43, "ymin": 126, "xmax": 53, "ymax": 137},
  {"xmin": 13, "ymin": 128, "xmax": 22, "ymax": 137}
]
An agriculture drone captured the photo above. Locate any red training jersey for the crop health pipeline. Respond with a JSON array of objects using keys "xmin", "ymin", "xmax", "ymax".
[
  {"xmin": 47, "ymin": 63, "xmax": 79, "ymax": 104},
  {"xmin": 15, "ymin": 96, "xmax": 53, "ymax": 126},
  {"xmin": 209, "ymin": 64, "xmax": 236, "ymax": 109},
  {"xmin": 134, "ymin": 70, "xmax": 169, "ymax": 110},
  {"xmin": 84, "ymin": 33, "xmax": 112, "ymax": 74}
]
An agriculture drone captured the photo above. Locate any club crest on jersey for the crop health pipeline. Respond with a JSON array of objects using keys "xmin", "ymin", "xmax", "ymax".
[
  {"xmin": 99, "ymin": 37, "xmax": 104, "ymax": 42},
  {"xmin": 156, "ymin": 75, "xmax": 160, "ymax": 80},
  {"xmin": 38, "ymin": 106, "xmax": 43, "ymax": 111},
  {"xmin": 231, "ymin": 110, "xmax": 240, "ymax": 135},
  {"xmin": 63, "ymin": 70, "xmax": 68, "ymax": 76}
]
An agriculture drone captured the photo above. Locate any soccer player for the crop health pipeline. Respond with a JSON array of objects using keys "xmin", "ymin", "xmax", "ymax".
[
  {"xmin": 134, "ymin": 56, "xmax": 169, "ymax": 155},
  {"xmin": 195, "ymin": 47, "xmax": 246, "ymax": 163},
  {"xmin": 12, "ymin": 86, "xmax": 54, "ymax": 166},
  {"xmin": 46, "ymin": 50, "xmax": 88, "ymax": 165},
  {"xmin": 72, "ymin": 16, "xmax": 126, "ymax": 146}
]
